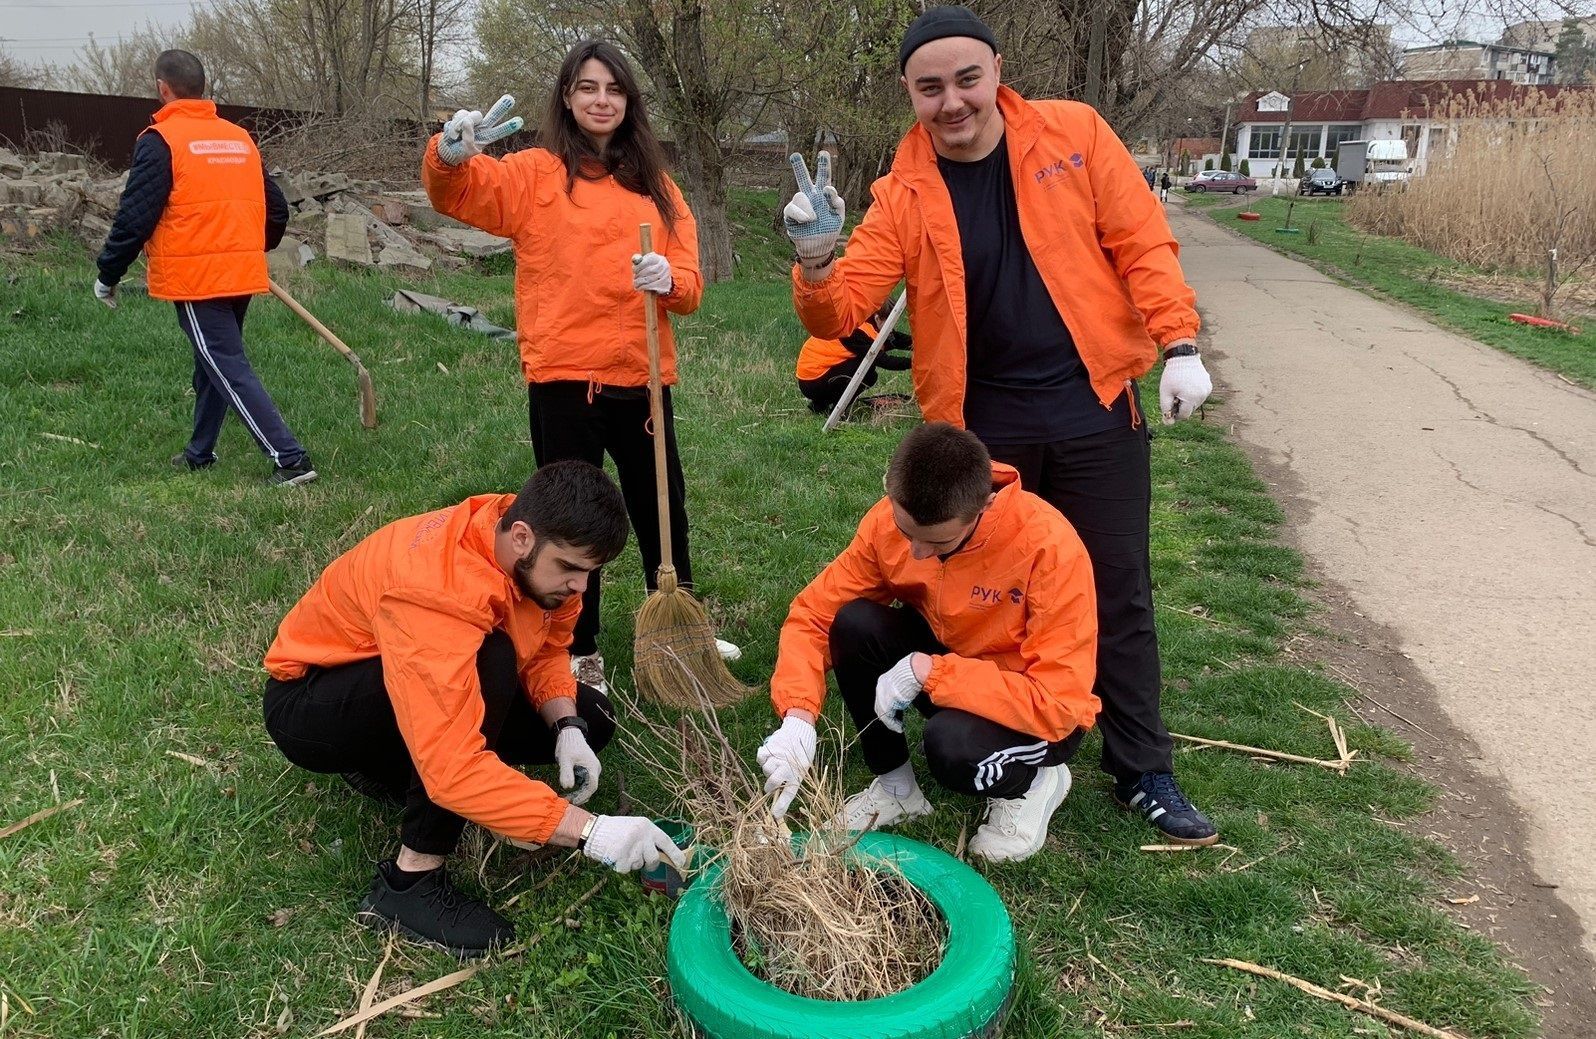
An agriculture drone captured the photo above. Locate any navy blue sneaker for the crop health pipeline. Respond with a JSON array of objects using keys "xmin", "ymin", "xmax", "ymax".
[{"xmin": 1114, "ymin": 771, "xmax": 1219, "ymax": 845}]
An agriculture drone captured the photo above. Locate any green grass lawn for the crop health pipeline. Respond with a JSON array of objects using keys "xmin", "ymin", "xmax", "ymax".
[
  {"xmin": 0, "ymin": 210, "xmax": 1538, "ymax": 1038},
  {"xmin": 1194, "ymin": 195, "xmax": 1596, "ymax": 388}
]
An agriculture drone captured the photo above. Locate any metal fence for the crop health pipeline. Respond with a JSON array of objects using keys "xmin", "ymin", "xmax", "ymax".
[{"xmin": 0, "ymin": 86, "xmax": 311, "ymax": 170}]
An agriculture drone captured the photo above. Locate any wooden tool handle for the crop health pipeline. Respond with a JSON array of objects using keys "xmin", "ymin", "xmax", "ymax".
[{"xmin": 640, "ymin": 224, "xmax": 672, "ymax": 570}]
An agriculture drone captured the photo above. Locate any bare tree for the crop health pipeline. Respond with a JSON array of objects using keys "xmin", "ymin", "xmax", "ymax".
[
  {"xmin": 1, "ymin": 49, "xmax": 41, "ymax": 89},
  {"xmin": 413, "ymin": 0, "xmax": 474, "ymax": 125},
  {"xmin": 185, "ymin": 0, "xmax": 418, "ymax": 113},
  {"xmin": 56, "ymin": 27, "xmax": 174, "ymax": 96}
]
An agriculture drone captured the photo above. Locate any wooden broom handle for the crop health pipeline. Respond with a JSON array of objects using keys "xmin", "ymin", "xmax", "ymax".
[{"xmin": 640, "ymin": 224, "xmax": 673, "ymax": 570}]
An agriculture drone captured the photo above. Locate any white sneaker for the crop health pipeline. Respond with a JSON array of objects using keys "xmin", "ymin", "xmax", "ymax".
[
  {"xmin": 969, "ymin": 764, "xmax": 1072, "ymax": 863},
  {"xmin": 715, "ymin": 638, "xmax": 742, "ymax": 662},
  {"xmin": 570, "ymin": 652, "xmax": 607, "ymax": 694},
  {"xmin": 834, "ymin": 777, "xmax": 933, "ymax": 832}
]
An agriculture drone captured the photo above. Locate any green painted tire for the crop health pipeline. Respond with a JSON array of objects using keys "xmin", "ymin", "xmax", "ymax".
[{"xmin": 667, "ymin": 832, "xmax": 1015, "ymax": 1039}]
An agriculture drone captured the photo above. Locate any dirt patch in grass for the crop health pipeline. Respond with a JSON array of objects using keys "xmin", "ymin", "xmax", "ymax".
[{"xmin": 1434, "ymin": 270, "xmax": 1596, "ymax": 324}]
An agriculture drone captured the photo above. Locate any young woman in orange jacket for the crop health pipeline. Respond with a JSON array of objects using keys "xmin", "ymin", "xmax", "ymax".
[{"xmin": 423, "ymin": 40, "xmax": 737, "ymax": 690}]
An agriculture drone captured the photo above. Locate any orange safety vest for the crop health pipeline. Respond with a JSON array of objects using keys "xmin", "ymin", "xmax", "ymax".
[{"xmin": 141, "ymin": 99, "xmax": 268, "ymax": 301}]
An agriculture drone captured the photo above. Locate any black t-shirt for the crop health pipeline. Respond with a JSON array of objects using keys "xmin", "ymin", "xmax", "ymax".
[{"xmin": 938, "ymin": 137, "xmax": 1129, "ymax": 444}]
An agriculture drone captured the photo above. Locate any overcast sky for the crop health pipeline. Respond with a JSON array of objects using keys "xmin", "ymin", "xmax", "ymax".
[{"xmin": 1, "ymin": 0, "xmax": 1583, "ymax": 78}]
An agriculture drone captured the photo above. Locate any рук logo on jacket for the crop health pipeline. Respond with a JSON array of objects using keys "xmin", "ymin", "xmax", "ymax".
[{"xmin": 970, "ymin": 585, "xmax": 1024, "ymax": 608}]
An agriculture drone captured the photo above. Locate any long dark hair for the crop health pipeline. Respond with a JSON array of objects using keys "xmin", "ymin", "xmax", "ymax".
[{"xmin": 538, "ymin": 39, "xmax": 680, "ymax": 236}]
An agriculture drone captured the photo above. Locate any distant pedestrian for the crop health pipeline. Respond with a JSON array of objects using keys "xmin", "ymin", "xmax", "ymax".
[{"xmin": 1159, "ymin": 171, "xmax": 1171, "ymax": 201}]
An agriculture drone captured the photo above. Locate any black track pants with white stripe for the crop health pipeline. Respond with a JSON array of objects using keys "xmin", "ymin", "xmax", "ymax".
[
  {"xmin": 174, "ymin": 296, "xmax": 306, "ymax": 468},
  {"xmin": 830, "ymin": 599, "xmax": 1079, "ymax": 799}
]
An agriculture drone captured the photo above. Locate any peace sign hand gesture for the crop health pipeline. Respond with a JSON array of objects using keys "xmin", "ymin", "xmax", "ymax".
[
  {"xmin": 438, "ymin": 93, "xmax": 525, "ymax": 166},
  {"xmin": 782, "ymin": 151, "xmax": 845, "ymax": 270}
]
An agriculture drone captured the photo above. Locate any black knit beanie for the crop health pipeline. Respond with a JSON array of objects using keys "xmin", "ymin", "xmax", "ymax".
[{"xmin": 898, "ymin": 6, "xmax": 1000, "ymax": 72}]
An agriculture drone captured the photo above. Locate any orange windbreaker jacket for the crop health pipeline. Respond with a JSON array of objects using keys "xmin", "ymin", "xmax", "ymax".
[
  {"xmin": 141, "ymin": 99, "xmax": 268, "ymax": 301},
  {"xmin": 422, "ymin": 138, "xmax": 703, "ymax": 387},
  {"xmin": 770, "ymin": 464, "xmax": 1100, "ymax": 742},
  {"xmin": 264, "ymin": 495, "xmax": 581, "ymax": 844},
  {"xmin": 795, "ymin": 321, "xmax": 881, "ymax": 381},
  {"xmin": 792, "ymin": 87, "xmax": 1200, "ymax": 425}
]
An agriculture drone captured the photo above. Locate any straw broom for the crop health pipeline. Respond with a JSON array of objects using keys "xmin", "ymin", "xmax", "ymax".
[{"xmin": 632, "ymin": 224, "xmax": 749, "ymax": 707}]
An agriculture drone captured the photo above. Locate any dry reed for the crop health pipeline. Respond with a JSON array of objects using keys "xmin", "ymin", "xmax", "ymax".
[
  {"xmin": 615, "ymin": 659, "xmax": 945, "ymax": 1001},
  {"xmin": 1345, "ymin": 86, "xmax": 1595, "ymax": 317}
]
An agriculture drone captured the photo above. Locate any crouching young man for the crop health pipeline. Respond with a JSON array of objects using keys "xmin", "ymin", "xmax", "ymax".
[
  {"xmin": 758, "ymin": 423, "xmax": 1100, "ymax": 862},
  {"xmin": 262, "ymin": 461, "xmax": 685, "ymax": 957}
]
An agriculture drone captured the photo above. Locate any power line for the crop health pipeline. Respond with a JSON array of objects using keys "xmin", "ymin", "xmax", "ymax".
[
  {"xmin": 4, "ymin": 35, "xmax": 141, "ymax": 42},
  {"xmin": 1, "ymin": 1, "xmax": 201, "ymax": 7}
]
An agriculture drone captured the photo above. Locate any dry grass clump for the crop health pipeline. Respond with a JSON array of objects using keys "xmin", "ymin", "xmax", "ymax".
[
  {"xmin": 616, "ymin": 662, "xmax": 945, "ymax": 1001},
  {"xmin": 1346, "ymin": 87, "xmax": 1595, "ymax": 317}
]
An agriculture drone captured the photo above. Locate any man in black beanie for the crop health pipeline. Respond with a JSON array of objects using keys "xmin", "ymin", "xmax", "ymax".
[{"xmin": 778, "ymin": 5, "xmax": 1220, "ymax": 847}]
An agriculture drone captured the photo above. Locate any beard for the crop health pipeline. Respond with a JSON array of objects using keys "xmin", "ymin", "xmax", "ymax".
[{"xmin": 514, "ymin": 544, "xmax": 574, "ymax": 610}]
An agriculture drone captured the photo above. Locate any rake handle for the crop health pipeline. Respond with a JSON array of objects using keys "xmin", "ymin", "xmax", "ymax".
[
  {"xmin": 640, "ymin": 224, "xmax": 672, "ymax": 571},
  {"xmin": 268, "ymin": 278, "xmax": 378, "ymax": 428}
]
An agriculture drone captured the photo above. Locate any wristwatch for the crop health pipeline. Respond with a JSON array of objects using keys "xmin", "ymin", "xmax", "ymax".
[
  {"xmin": 1162, "ymin": 342, "xmax": 1200, "ymax": 361},
  {"xmin": 577, "ymin": 815, "xmax": 596, "ymax": 850},
  {"xmin": 553, "ymin": 715, "xmax": 590, "ymax": 738}
]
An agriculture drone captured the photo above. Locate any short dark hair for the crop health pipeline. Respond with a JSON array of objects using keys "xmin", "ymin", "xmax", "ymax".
[
  {"xmin": 501, "ymin": 460, "xmax": 628, "ymax": 563},
  {"xmin": 155, "ymin": 49, "xmax": 206, "ymax": 98},
  {"xmin": 885, "ymin": 422, "xmax": 992, "ymax": 525}
]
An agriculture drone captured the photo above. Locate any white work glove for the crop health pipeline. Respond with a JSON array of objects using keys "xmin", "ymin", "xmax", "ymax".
[
  {"xmin": 874, "ymin": 654, "xmax": 923, "ymax": 734},
  {"xmin": 582, "ymin": 815, "xmax": 687, "ymax": 873},
  {"xmin": 757, "ymin": 715, "xmax": 817, "ymax": 818},
  {"xmin": 555, "ymin": 726, "xmax": 601, "ymax": 806},
  {"xmin": 437, "ymin": 94, "xmax": 524, "ymax": 166},
  {"xmin": 631, "ymin": 251, "xmax": 673, "ymax": 295},
  {"xmin": 783, "ymin": 151, "xmax": 845, "ymax": 276},
  {"xmin": 93, "ymin": 279, "xmax": 117, "ymax": 309},
  {"xmin": 1158, "ymin": 351, "xmax": 1213, "ymax": 424}
]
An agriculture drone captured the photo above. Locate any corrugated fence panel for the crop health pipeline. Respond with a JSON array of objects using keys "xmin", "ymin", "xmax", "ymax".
[{"xmin": 0, "ymin": 87, "xmax": 314, "ymax": 169}]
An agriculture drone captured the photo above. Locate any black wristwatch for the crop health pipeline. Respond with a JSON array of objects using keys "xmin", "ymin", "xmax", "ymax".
[
  {"xmin": 1163, "ymin": 342, "xmax": 1200, "ymax": 361},
  {"xmin": 553, "ymin": 715, "xmax": 589, "ymax": 738}
]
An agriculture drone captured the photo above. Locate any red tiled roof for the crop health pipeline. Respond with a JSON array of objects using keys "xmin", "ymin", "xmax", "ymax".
[
  {"xmin": 1169, "ymin": 137, "xmax": 1221, "ymax": 154},
  {"xmin": 1233, "ymin": 89, "xmax": 1366, "ymax": 123},
  {"xmin": 1361, "ymin": 79, "xmax": 1574, "ymax": 118},
  {"xmin": 1234, "ymin": 80, "xmax": 1584, "ymax": 123}
]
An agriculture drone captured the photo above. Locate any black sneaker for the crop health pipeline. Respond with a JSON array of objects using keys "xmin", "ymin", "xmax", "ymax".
[
  {"xmin": 1114, "ymin": 771, "xmax": 1219, "ymax": 845},
  {"xmin": 268, "ymin": 457, "xmax": 318, "ymax": 487},
  {"xmin": 357, "ymin": 861, "xmax": 514, "ymax": 958},
  {"xmin": 170, "ymin": 452, "xmax": 215, "ymax": 471},
  {"xmin": 341, "ymin": 771, "xmax": 403, "ymax": 807}
]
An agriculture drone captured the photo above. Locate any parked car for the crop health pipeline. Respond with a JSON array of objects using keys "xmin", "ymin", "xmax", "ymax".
[
  {"xmin": 1184, "ymin": 170, "xmax": 1257, "ymax": 194},
  {"xmin": 1298, "ymin": 168, "xmax": 1344, "ymax": 195}
]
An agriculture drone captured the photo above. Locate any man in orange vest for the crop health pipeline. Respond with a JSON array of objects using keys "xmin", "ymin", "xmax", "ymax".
[
  {"xmin": 95, "ymin": 49, "xmax": 315, "ymax": 487},
  {"xmin": 757, "ymin": 423, "xmax": 1099, "ymax": 863},
  {"xmin": 780, "ymin": 7, "xmax": 1219, "ymax": 845},
  {"xmin": 263, "ymin": 461, "xmax": 686, "ymax": 957}
]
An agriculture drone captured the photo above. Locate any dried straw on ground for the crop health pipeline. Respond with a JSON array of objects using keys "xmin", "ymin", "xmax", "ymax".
[{"xmin": 617, "ymin": 660, "xmax": 944, "ymax": 1001}]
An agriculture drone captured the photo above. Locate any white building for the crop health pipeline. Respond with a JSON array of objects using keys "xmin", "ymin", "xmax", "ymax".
[
  {"xmin": 1401, "ymin": 40, "xmax": 1556, "ymax": 85},
  {"xmin": 1228, "ymin": 80, "xmax": 1586, "ymax": 177}
]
